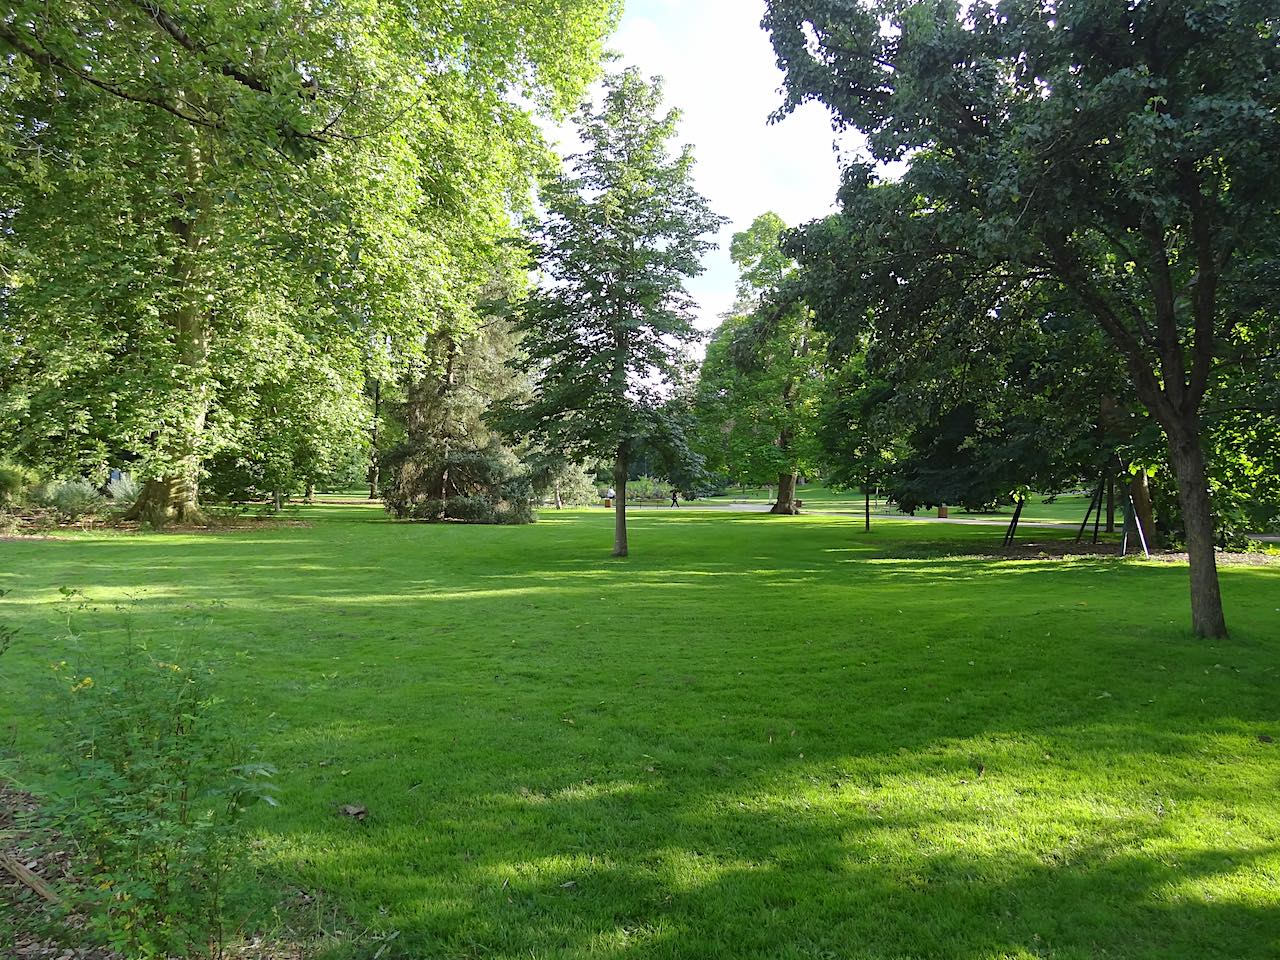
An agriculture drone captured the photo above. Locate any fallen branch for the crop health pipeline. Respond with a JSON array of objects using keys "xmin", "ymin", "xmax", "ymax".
[{"xmin": 0, "ymin": 852, "xmax": 61, "ymax": 904}]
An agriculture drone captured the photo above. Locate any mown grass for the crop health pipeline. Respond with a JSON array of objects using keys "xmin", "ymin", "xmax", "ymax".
[
  {"xmin": 717, "ymin": 485, "xmax": 1099, "ymax": 524},
  {"xmin": 1, "ymin": 505, "xmax": 1278, "ymax": 959}
]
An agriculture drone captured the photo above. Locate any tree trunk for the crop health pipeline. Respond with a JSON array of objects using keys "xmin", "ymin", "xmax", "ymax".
[
  {"xmin": 770, "ymin": 471, "xmax": 798, "ymax": 515},
  {"xmin": 128, "ymin": 132, "xmax": 211, "ymax": 524},
  {"xmin": 612, "ymin": 448, "xmax": 629, "ymax": 557},
  {"xmin": 273, "ymin": 488, "xmax": 283, "ymax": 513},
  {"xmin": 1105, "ymin": 473, "xmax": 1116, "ymax": 533},
  {"xmin": 305, "ymin": 480, "xmax": 315, "ymax": 503},
  {"xmin": 1130, "ymin": 469, "xmax": 1157, "ymax": 549},
  {"xmin": 163, "ymin": 133, "xmax": 212, "ymax": 519},
  {"xmin": 368, "ymin": 378, "xmax": 381, "ymax": 500},
  {"xmin": 1166, "ymin": 424, "xmax": 1227, "ymax": 638},
  {"xmin": 123, "ymin": 476, "xmax": 202, "ymax": 527},
  {"xmin": 554, "ymin": 481, "xmax": 563, "ymax": 510},
  {"xmin": 864, "ymin": 484, "xmax": 871, "ymax": 531}
]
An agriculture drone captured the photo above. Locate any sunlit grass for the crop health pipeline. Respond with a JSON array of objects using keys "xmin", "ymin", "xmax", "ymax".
[{"xmin": 1, "ymin": 505, "xmax": 1277, "ymax": 959}]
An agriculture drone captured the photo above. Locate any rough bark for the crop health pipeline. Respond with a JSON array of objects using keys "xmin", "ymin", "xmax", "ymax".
[
  {"xmin": 1166, "ymin": 423, "xmax": 1228, "ymax": 638},
  {"xmin": 770, "ymin": 470, "xmax": 799, "ymax": 515},
  {"xmin": 123, "ymin": 476, "xmax": 204, "ymax": 526},
  {"xmin": 612, "ymin": 449, "xmax": 629, "ymax": 557}
]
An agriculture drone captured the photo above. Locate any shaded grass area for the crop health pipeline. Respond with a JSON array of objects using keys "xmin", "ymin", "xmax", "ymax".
[
  {"xmin": 1, "ymin": 505, "xmax": 1278, "ymax": 959},
  {"xmin": 717, "ymin": 485, "xmax": 1099, "ymax": 524}
]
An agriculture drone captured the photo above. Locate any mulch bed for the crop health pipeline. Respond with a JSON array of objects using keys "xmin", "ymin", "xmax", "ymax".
[{"xmin": 1, "ymin": 783, "xmax": 119, "ymax": 960}]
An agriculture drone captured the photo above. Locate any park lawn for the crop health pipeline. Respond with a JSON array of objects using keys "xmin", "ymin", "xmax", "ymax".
[
  {"xmin": 1, "ymin": 505, "xmax": 1279, "ymax": 959},
  {"xmin": 712, "ymin": 485, "xmax": 1099, "ymax": 525}
]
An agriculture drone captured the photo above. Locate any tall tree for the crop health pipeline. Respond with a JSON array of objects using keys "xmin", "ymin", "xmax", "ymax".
[
  {"xmin": 502, "ymin": 68, "xmax": 723, "ymax": 556},
  {"xmin": 694, "ymin": 212, "xmax": 824, "ymax": 514},
  {"xmin": 0, "ymin": 0, "xmax": 618, "ymax": 519},
  {"xmin": 764, "ymin": 0, "xmax": 1280, "ymax": 636}
]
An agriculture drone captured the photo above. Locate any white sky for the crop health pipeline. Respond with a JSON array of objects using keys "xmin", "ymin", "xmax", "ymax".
[{"xmin": 548, "ymin": 0, "xmax": 861, "ymax": 332}]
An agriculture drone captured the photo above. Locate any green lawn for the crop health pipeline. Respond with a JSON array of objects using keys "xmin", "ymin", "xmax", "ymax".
[
  {"xmin": 2, "ymin": 505, "xmax": 1279, "ymax": 959},
  {"xmin": 716, "ymin": 485, "xmax": 1102, "ymax": 524}
]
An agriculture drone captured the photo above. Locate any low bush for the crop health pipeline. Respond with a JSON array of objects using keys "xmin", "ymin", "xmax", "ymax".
[
  {"xmin": 105, "ymin": 473, "xmax": 141, "ymax": 504},
  {"xmin": 28, "ymin": 613, "xmax": 277, "ymax": 958},
  {"xmin": 30, "ymin": 479, "xmax": 106, "ymax": 521},
  {"xmin": 381, "ymin": 442, "xmax": 536, "ymax": 524},
  {"xmin": 627, "ymin": 476, "xmax": 673, "ymax": 502},
  {"xmin": 0, "ymin": 462, "xmax": 31, "ymax": 506}
]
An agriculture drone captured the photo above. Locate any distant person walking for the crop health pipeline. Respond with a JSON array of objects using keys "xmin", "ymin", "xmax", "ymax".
[{"xmin": 670, "ymin": 489, "xmax": 680, "ymax": 508}]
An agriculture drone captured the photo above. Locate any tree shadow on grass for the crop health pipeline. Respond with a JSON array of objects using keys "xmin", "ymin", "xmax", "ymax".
[
  {"xmin": 266, "ymin": 718, "xmax": 1280, "ymax": 959},
  {"xmin": 2, "ymin": 512, "xmax": 1278, "ymax": 958}
]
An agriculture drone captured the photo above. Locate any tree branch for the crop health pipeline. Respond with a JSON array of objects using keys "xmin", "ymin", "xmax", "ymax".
[{"xmin": 0, "ymin": 23, "xmax": 220, "ymax": 130}]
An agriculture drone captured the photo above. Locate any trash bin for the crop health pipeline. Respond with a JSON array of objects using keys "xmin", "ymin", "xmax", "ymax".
[
  {"xmin": 938, "ymin": 506, "xmax": 949, "ymax": 518},
  {"xmin": 604, "ymin": 498, "xmax": 612, "ymax": 508}
]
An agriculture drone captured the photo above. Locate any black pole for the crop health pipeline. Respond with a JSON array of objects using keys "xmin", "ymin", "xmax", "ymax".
[
  {"xmin": 1077, "ymin": 478, "xmax": 1102, "ymax": 543},
  {"xmin": 1091, "ymin": 474, "xmax": 1104, "ymax": 544},
  {"xmin": 1004, "ymin": 495, "xmax": 1026, "ymax": 547},
  {"xmin": 1105, "ymin": 472, "xmax": 1116, "ymax": 533}
]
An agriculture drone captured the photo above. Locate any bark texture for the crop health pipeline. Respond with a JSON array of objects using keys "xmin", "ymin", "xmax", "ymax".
[
  {"xmin": 770, "ymin": 470, "xmax": 799, "ymax": 515},
  {"xmin": 1166, "ymin": 425, "xmax": 1227, "ymax": 638}
]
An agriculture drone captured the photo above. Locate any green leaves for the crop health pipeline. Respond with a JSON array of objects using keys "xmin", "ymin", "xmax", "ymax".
[
  {"xmin": 1, "ymin": 0, "xmax": 617, "ymax": 496},
  {"xmin": 504, "ymin": 69, "xmax": 724, "ymax": 467}
]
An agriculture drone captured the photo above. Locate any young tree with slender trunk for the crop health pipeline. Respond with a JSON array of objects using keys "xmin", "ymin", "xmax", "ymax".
[{"xmin": 502, "ymin": 68, "xmax": 722, "ymax": 557}]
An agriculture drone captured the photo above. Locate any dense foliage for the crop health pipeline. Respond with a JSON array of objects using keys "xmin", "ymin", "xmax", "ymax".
[
  {"xmin": 693, "ymin": 213, "xmax": 824, "ymax": 513},
  {"xmin": 763, "ymin": 0, "xmax": 1280, "ymax": 636},
  {"xmin": 0, "ymin": 0, "xmax": 619, "ymax": 518},
  {"xmin": 501, "ymin": 68, "xmax": 723, "ymax": 556}
]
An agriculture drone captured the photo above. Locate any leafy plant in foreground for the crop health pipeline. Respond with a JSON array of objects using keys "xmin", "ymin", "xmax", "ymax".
[{"xmin": 35, "ymin": 615, "xmax": 276, "ymax": 958}]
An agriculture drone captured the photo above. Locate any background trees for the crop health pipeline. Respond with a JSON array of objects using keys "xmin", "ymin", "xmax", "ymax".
[
  {"xmin": 502, "ymin": 68, "xmax": 722, "ymax": 557},
  {"xmin": 763, "ymin": 0, "xmax": 1280, "ymax": 636},
  {"xmin": 693, "ymin": 213, "xmax": 824, "ymax": 514},
  {"xmin": 0, "ymin": 0, "xmax": 618, "ymax": 519}
]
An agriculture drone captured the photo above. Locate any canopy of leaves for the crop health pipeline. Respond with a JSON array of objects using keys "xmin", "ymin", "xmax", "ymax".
[
  {"xmin": 0, "ymin": 0, "xmax": 619, "ymax": 491},
  {"xmin": 766, "ymin": 0, "xmax": 1280, "ymax": 522},
  {"xmin": 693, "ymin": 212, "xmax": 824, "ymax": 487},
  {"xmin": 501, "ymin": 68, "xmax": 723, "ymax": 469}
]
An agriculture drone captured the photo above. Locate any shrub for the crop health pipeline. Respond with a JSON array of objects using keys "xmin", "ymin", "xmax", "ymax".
[
  {"xmin": 105, "ymin": 473, "xmax": 141, "ymax": 504},
  {"xmin": 36, "ymin": 479, "xmax": 106, "ymax": 521},
  {"xmin": 627, "ymin": 476, "xmax": 671, "ymax": 502},
  {"xmin": 0, "ymin": 462, "xmax": 30, "ymax": 506},
  {"xmin": 381, "ymin": 442, "xmax": 535, "ymax": 524},
  {"xmin": 36, "ymin": 631, "xmax": 276, "ymax": 958}
]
